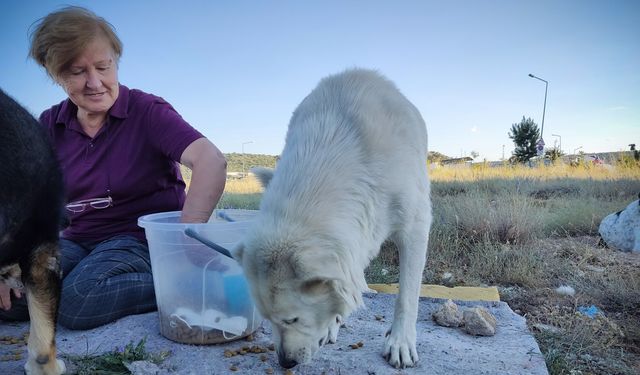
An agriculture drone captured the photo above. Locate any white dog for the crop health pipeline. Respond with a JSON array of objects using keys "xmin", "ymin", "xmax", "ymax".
[{"xmin": 233, "ymin": 69, "xmax": 431, "ymax": 369}]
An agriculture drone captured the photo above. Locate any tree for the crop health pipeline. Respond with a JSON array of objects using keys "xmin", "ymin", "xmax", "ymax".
[
  {"xmin": 470, "ymin": 150, "xmax": 480, "ymax": 159},
  {"xmin": 545, "ymin": 147, "xmax": 564, "ymax": 162},
  {"xmin": 508, "ymin": 116, "xmax": 540, "ymax": 162},
  {"xmin": 427, "ymin": 151, "xmax": 450, "ymax": 164}
]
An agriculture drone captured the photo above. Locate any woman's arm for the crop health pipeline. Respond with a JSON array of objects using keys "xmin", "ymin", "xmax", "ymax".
[
  {"xmin": 179, "ymin": 137, "xmax": 227, "ymax": 223},
  {"xmin": 0, "ymin": 283, "xmax": 21, "ymax": 311}
]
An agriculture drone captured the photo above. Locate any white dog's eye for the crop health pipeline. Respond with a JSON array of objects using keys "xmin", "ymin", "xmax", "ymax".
[{"xmin": 283, "ymin": 317, "xmax": 298, "ymax": 325}]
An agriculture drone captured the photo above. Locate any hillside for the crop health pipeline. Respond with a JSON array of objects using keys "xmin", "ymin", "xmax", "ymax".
[
  {"xmin": 224, "ymin": 153, "xmax": 278, "ymax": 172},
  {"xmin": 223, "ymin": 151, "xmax": 451, "ymax": 172}
]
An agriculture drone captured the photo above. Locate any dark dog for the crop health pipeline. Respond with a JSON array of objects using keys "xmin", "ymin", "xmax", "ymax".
[{"xmin": 0, "ymin": 89, "xmax": 65, "ymax": 374}]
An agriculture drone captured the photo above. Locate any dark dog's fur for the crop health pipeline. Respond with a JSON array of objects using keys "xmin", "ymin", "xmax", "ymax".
[{"xmin": 0, "ymin": 89, "xmax": 65, "ymax": 374}]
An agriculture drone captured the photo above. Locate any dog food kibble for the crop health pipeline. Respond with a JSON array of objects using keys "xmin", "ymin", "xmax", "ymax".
[
  {"xmin": 223, "ymin": 345, "xmax": 270, "ymax": 359},
  {"xmin": 265, "ymin": 369, "xmax": 274, "ymax": 374},
  {"xmin": 374, "ymin": 314, "xmax": 384, "ymax": 321},
  {"xmin": 350, "ymin": 341, "xmax": 364, "ymax": 349},
  {"xmin": 230, "ymin": 365, "xmax": 239, "ymax": 371},
  {"xmin": 284, "ymin": 370, "xmax": 294, "ymax": 375},
  {"xmin": 260, "ymin": 354, "xmax": 268, "ymax": 362},
  {"xmin": 160, "ymin": 311, "xmax": 252, "ymax": 344}
]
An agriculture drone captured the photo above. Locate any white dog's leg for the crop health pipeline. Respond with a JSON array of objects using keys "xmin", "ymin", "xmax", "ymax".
[{"xmin": 383, "ymin": 222, "xmax": 429, "ymax": 368}]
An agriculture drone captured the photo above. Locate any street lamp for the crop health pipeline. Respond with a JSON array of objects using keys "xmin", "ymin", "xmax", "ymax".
[
  {"xmin": 528, "ymin": 73, "xmax": 548, "ymax": 141},
  {"xmin": 551, "ymin": 133, "xmax": 561, "ymax": 153},
  {"xmin": 241, "ymin": 141, "xmax": 253, "ymax": 177}
]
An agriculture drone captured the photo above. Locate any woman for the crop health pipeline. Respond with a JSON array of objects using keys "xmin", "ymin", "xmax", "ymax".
[{"xmin": 0, "ymin": 6, "xmax": 227, "ymax": 329}]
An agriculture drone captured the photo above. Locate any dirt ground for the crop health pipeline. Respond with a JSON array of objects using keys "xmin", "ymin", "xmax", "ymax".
[
  {"xmin": 499, "ymin": 235, "xmax": 640, "ymax": 375},
  {"xmin": 0, "ymin": 236, "xmax": 636, "ymax": 374}
]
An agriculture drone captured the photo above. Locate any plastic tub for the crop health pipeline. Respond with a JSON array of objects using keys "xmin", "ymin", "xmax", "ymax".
[{"xmin": 138, "ymin": 209, "xmax": 261, "ymax": 344}]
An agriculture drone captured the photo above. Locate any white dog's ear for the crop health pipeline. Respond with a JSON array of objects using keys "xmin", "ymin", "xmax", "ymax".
[
  {"xmin": 294, "ymin": 250, "xmax": 363, "ymax": 311},
  {"xmin": 231, "ymin": 242, "xmax": 245, "ymax": 263},
  {"xmin": 294, "ymin": 250, "xmax": 344, "ymax": 282},
  {"xmin": 250, "ymin": 167, "xmax": 274, "ymax": 188}
]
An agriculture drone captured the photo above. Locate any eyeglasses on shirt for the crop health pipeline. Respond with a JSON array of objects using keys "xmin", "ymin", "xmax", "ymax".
[{"xmin": 65, "ymin": 196, "xmax": 113, "ymax": 213}]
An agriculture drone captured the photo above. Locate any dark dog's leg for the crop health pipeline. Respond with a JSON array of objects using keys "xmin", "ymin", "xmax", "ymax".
[{"xmin": 23, "ymin": 242, "xmax": 65, "ymax": 375}]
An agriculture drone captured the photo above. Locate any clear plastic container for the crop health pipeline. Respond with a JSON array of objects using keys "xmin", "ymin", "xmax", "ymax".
[{"xmin": 138, "ymin": 209, "xmax": 261, "ymax": 344}]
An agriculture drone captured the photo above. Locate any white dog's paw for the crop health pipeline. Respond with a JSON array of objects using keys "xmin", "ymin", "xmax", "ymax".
[
  {"xmin": 382, "ymin": 327, "xmax": 419, "ymax": 368},
  {"xmin": 325, "ymin": 314, "xmax": 343, "ymax": 344},
  {"xmin": 24, "ymin": 357, "xmax": 66, "ymax": 375}
]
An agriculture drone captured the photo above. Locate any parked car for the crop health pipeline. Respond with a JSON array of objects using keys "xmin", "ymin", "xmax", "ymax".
[{"xmin": 585, "ymin": 154, "xmax": 604, "ymax": 165}]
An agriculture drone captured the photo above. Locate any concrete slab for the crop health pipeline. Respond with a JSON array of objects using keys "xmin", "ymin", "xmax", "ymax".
[{"xmin": 0, "ymin": 293, "xmax": 548, "ymax": 375}]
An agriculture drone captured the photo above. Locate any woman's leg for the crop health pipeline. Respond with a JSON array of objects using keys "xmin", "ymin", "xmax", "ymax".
[
  {"xmin": 57, "ymin": 235, "xmax": 156, "ymax": 330},
  {"xmin": 0, "ymin": 238, "xmax": 88, "ymax": 321}
]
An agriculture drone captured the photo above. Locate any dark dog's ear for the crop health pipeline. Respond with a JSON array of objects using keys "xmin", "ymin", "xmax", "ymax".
[
  {"xmin": 231, "ymin": 242, "xmax": 245, "ymax": 264},
  {"xmin": 251, "ymin": 167, "xmax": 275, "ymax": 188}
]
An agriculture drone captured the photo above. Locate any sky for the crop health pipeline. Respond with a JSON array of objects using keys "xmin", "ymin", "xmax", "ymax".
[{"xmin": 1, "ymin": 0, "xmax": 638, "ymax": 161}]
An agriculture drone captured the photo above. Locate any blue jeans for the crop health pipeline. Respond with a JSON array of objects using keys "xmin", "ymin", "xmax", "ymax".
[{"xmin": 0, "ymin": 235, "xmax": 157, "ymax": 330}]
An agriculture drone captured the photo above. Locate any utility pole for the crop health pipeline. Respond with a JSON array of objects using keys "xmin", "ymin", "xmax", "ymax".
[{"xmin": 528, "ymin": 74, "xmax": 548, "ymax": 139}]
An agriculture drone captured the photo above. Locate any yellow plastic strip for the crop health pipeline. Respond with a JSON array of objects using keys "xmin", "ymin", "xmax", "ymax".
[{"xmin": 367, "ymin": 284, "xmax": 500, "ymax": 302}]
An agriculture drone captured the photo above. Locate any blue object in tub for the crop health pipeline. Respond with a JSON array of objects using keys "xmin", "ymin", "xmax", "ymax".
[{"xmin": 224, "ymin": 275, "xmax": 251, "ymax": 315}]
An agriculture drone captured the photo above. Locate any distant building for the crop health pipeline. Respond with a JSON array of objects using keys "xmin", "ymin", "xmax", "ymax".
[
  {"xmin": 226, "ymin": 172, "xmax": 244, "ymax": 180},
  {"xmin": 560, "ymin": 151, "xmax": 635, "ymax": 165},
  {"xmin": 440, "ymin": 157, "xmax": 473, "ymax": 167}
]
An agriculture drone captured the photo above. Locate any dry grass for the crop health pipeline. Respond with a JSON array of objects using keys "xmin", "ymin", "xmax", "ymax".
[
  {"xmin": 415, "ymin": 163, "xmax": 640, "ymax": 374},
  {"xmin": 216, "ymin": 175, "xmax": 264, "ymax": 209},
  {"xmin": 223, "ymin": 175, "xmax": 264, "ymax": 194},
  {"xmin": 430, "ymin": 161, "xmax": 640, "ymax": 182},
  {"xmin": 201, "ymin": 162, "xmax": 640, "ymax": 374}
]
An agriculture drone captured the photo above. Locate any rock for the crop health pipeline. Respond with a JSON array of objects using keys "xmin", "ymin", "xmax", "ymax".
[
  {"xmin": 583, "ymin": 264, "xmax": 605, "ymax": 273},
  {"xmin": 532, "ymin": 323, "xmax": 562, "ymax": 335},
  {"xmin": 432, "ymin": 299, "xmax": 463, "ymax": 327},
  {"xmin": 555, "ymin": 285, "xmax": 575, "ymax": 296},
  {"xmin": 441, "ymin": 272, "xmax": 455, "ymax": 287},
  {"xmin": 598, "ymin": 194, "xmax": 640, "ymax": 252},
  {"xmin": 125, "ymin": 360, "xmax": 164, "ymax": 375},
  {"xmin": 463, "ymin": 307, "xmax": 497, "ymax": 336}
]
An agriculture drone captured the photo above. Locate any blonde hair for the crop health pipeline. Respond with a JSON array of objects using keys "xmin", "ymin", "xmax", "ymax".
[{"xmin": 29, "ymin": 6, "xmax": 122, "ymax": 80}]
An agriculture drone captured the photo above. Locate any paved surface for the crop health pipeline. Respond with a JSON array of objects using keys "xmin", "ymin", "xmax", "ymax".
[{"xmin": 0, "ymin": 293, "xmax": 548, "ymax": 374}]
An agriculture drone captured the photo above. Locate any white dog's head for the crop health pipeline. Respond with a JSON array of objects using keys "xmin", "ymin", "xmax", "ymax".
[{"xmin": 233, "ymin": 230, "xmax": 361, "ymax": 368}]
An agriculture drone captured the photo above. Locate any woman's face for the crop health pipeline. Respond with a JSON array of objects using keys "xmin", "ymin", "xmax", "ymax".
[{"xmin": 58, "ymin": 37, "xmax": 119, "ymax": 117}]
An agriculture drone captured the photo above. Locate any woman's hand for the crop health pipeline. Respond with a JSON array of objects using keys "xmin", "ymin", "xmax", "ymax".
[
  {"xmin": 180, "ymin": 138, "xmax": 227, "ymax": 223},
  {"xmin": 0, "ymin": 282, "xmax": 22, "ymax": 311}
]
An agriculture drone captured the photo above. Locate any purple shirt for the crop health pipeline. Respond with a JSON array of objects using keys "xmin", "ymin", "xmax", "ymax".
[{"xmin": 40, "ymin": 85, "xmax": 204, "ymax": 243}]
